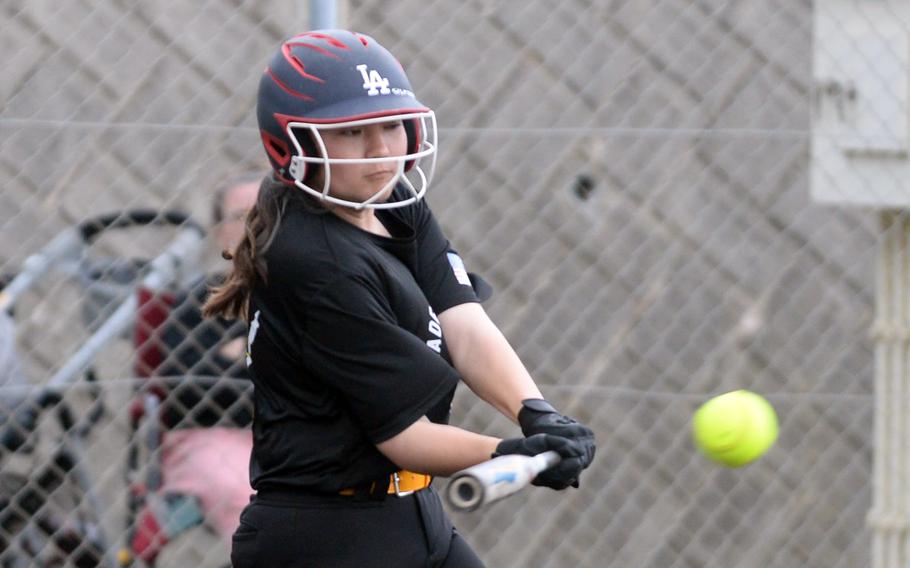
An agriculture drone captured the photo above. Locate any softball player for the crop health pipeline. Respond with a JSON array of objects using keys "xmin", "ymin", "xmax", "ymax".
[{"xmin": 205, "ymin": 29, "xmax": 596, "ymax": 567}]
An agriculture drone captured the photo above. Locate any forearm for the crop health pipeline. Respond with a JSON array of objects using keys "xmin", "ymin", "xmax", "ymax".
[
  {"xmin": 440, "ymin": 303, "xmax": 542, "ymax": 422},
  {"xmin": 376, "ymin": 418, "xmax": 500, "ymax": 477}
]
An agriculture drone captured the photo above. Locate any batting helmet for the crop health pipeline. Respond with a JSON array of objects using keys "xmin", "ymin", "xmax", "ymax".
[{"xmin": 257, "ymin": 30, "xmax": 437, "ymax": 209}]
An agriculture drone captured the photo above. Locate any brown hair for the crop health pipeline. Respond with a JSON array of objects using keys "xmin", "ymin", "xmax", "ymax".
[{"xmin": 203, "ymin": 175, "xmax": 323, "ymax": 321}]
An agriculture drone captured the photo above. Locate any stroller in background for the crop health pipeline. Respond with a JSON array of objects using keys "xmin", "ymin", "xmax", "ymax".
[{"xmin": 0, "ymin": 210, "xmax": 207, "ymax": 567}]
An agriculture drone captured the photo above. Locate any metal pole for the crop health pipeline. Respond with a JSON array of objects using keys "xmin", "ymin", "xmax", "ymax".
[
  {"xmin": 309, "ymin": 0, "xmax": 337, "ymax": 30},
  {"xmin": 870, "ymin": 210, "xmax": 910, "ymax": 568},
  {"xmin": 46, "ymin": 228, "xmax": 204, "ymax": 389}
]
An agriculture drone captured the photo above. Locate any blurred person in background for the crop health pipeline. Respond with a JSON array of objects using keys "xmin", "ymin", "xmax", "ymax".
[
  {"xmin": 205, "ymin": 30, "xmax": 595, "ymax": 568},
  {"xmin": 130, "ymin": 173, "xmax": 262, "ymax": 564}
]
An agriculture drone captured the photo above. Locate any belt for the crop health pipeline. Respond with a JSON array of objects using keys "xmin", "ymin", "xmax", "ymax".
[{"xmin": 339, "ymin": 470, "xmax": 432, "ymax": 497}]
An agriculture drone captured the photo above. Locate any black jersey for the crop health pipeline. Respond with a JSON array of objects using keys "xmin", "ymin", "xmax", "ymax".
[{"xmin": 246, "ymin": 190, "xmax": 482, "ymax": 492}]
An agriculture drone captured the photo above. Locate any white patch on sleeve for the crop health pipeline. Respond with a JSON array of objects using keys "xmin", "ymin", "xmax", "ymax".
[
  {"xmin": 246, "ymin": 310, "xmax": 260, "ymax": 367},
  {"xmin": 447, "ymin": 252, "xmax": 472, "ymax": 286}
]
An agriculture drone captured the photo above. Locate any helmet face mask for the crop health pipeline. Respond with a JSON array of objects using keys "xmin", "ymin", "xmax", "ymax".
[
  {"xmin": 257, "ymin": 30, "xmax": 437, "ymax": 210},
  {"xmin": 286, "ymin": 111, "xmax": 437, "ymax": 210}
]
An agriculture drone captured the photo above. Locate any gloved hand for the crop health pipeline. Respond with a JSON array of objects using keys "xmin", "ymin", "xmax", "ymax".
[
  {"xmin": 494, "ymin": 433, "xmax": 586, "ymax": 490},
  {"xmin": 518, "ymin": 399, "xmax": 596, "ymax": 474}
]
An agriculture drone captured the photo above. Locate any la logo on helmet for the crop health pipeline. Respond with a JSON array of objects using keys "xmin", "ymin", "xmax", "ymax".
[{"xmin": 356, "ymin": 64, "xmax": 390, "ymax": 96}]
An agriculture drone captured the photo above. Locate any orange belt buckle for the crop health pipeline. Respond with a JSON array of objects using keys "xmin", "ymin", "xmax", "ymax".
[
  {"xmin": 339, "ymin": 471, "xmax": 431, "ymax": 497},
  {"xmin": 389, "ymin": 470, "xmax": 432, "ymax": 496}
]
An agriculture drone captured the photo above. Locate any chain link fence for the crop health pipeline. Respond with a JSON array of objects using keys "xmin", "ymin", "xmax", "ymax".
[{"xmin": 0, "ymin": 0, "xmax": 892, "ymax": 566}]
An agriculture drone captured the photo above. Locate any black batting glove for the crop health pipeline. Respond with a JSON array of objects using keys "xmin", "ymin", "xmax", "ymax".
[
  {"xmin": 518, "ymin": 399, "xmax": 596, "ymax": 473},
  {"xmin": 494, "ymin": 434, "xmax": 586, "ymax": 491}
]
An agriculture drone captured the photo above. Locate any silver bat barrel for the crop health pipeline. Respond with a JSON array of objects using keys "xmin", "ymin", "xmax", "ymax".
[{"xmin": 446, "ymin": 450, "xmax": 561, "ymax": 512}]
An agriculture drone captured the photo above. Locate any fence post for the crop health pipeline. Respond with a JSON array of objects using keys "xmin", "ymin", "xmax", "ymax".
[{"xmin": 309, "ymin": 0, "xmax": 337, "ymax": 30}]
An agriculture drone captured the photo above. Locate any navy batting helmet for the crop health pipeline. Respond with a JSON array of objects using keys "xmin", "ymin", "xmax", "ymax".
[{"xmin": 257, "ymin": 30, "xmax": 437, "ymax": 209}]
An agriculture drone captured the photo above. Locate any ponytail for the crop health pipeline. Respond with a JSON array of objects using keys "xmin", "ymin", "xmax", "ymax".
[{"xmin": 203, "ymin": 175, "xmax": 307, "ymax": 321}]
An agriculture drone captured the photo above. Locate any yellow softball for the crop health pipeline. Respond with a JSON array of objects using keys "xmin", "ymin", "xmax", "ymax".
[{"xmin": 692, "ymin": 390, "xmax": 778, "ymax": 467}]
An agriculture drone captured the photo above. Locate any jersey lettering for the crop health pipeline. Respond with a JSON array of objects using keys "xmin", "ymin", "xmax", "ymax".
[
  {"xmin": 356, "ymin": 64, "xmax": 391, "ymax": 96},
  {"xmin": 426, "ymin": 306, "xmax": 442, "ymax": 353},
  {"xmin": 246, "ymin": 310, "xmax": 261, "ymax": 367}
]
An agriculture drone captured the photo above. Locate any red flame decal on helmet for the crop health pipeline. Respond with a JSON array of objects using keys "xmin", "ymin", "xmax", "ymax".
[
  {"xmin": 281, "ymin": 45, "xmax": 325, "ymax": 83},
  {"xmin": 290, "ymin": 32, "xmax": 350, "ymax": 50},
  {"xmin": 260, "ymin": 129, "xmax": 291, "ymax": 167},
  {"xmin": 352, "ymin": 32, "xmax": 370, "ymax": 47},
  {"xmin": 265, "ymin": 67, "xmax": 315, "ymax": 101},
  {"xmin": 285, "ymin": 41, "xmax": 343, "ymax": 60}
]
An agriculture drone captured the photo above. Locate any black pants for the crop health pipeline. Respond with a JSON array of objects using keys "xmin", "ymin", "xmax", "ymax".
[{"xmin": 230, "ymin": 487, "xmax": 485, "ymax": 568}]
